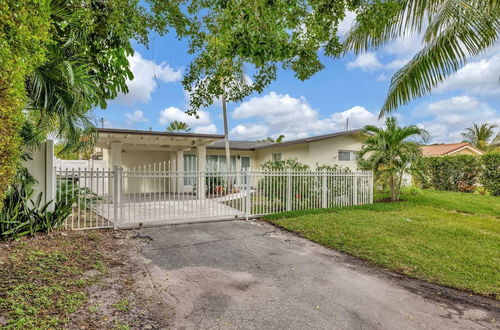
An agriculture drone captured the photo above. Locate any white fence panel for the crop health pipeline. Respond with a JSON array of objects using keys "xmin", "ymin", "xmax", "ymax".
[{"xmin": 56, "ymin": 165, "xmax": 373, "ymax": 230}]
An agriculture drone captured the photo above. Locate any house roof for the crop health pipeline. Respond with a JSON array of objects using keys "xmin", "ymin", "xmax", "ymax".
[
  {"xmin": 421, "ymin": 142, "xmax": 483, "ymax": 156},
  {"xmin": 95, "ymin": 128, "xmax": 224, "ymax": 151},
  {"xmin": 96, "ymin": 128, "xmax": 224, "ymax": 139},
  {"xmin": 207, "ymin": 140, "xmax": 276, "ymax": 150},
  {"xmin": 95, "ymin": 128, "xmax": 363, "ymax": 151}
]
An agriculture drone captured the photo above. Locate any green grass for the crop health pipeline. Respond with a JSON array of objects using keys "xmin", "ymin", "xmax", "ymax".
[{"xmin": 264, "ymin": 189, "xmax": 500, "ymax": 298}]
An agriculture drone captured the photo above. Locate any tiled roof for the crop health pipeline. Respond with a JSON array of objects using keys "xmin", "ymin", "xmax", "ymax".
[{"xmin": 421, "ymin": 142, "xmax": 483, "ymax": 156}]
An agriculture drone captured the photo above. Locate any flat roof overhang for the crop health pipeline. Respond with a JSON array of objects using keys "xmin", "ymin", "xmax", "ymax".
[{"xmin": 95, "ymin": 128, "xmax": 224, "ymax": 152}]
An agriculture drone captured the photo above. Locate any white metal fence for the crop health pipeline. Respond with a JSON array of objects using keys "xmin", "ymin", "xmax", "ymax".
[{"xmin": 56, "ymin": 166, "xmax": 373, "ymax": 230}]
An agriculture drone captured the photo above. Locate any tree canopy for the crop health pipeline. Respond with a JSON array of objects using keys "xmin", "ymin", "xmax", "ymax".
[
  {"xmin": 0, "ymin": 0, "xmax": 152, "ymax": 202},
  {"xmin": 148, "ymin": 0, "xmax": 360, "ymax": 113}
]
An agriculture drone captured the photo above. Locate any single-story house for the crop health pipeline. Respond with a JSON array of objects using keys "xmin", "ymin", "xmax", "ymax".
[
  {"xmin": 421, "ymin": 142, "xmax": 483, "ymax": 157},
  {"xmin": 93, "ymin": 128, "xmax": 365, "ymax": 192}
]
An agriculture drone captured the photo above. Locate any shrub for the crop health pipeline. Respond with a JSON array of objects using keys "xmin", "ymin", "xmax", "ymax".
[
  {"xmin": 481, "ymin": 153, "xmax": 500, "ymax": 196},
  {"xmin": 415, "ymin": 155, "xmax": 481, "ymax": 192},
  {"xmin": 0, "ymin": 172, "xmax": 76, "ymax": 241}
]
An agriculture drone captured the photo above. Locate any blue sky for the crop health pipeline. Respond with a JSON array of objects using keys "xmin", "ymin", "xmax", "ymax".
[{"xmin": 100, "ymin": 13, "xmax": 500, "ymax": 143}]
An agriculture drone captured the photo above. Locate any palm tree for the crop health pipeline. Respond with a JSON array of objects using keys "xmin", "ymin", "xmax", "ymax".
[
  {"xmin": 344, "ymin": 0, "xmax": 500, "ymax": 116},
  {"xmin": 461, "ymin": 123, "xmax": 498, "ymax": 151},
  {"xmin": 258, "ymin": 135, "xmax": 285, "ymax": 143},
  {"xmin": 357, "ymin": 117, "xmax": 429, "ymax": 201},
  {"xmin": 166, "ymin": 121, "xmax": 191, "ymax": 133}
]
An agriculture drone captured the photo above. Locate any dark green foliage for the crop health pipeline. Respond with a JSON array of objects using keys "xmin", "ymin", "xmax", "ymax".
[
  {"xmin": 481, "ymin": 153, "xmax": 500, "ymax": 196},
  {"xmin": 0, "ymin": 173, "xmax": 76, "ymax": 241},
  {"xmin": 257, "ymin": 159, "xmax": 352, "ymax": 211},
  {"xmin": 416, "ymin": 155, "xmax": 482, "ymax": 192}
]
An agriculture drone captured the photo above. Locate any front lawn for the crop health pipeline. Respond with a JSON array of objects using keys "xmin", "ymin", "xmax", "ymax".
[{"xmin": 264, "ymin": 189, "xmax": 500, "ymax": 299}]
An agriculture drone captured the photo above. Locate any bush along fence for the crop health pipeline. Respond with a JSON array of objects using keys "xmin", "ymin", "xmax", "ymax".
[{"xmin": 415, "ymin": 154, "xmax": 500, "ymax": 195}]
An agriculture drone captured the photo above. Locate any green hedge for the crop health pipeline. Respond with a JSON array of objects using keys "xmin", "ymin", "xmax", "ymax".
[
  {"xmin": 481, "ymin": 153, "xmax": 500, "ymax": 196},
  {"xmin": 416, "ymin": 155, "xmax": 481, "ymax": 192},
  {"xmin": 415, "ymin": 154, "xmax": 500, "ymax": 195}
]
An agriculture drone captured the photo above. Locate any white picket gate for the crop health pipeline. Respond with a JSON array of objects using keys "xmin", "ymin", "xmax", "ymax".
[{"xmin": 56, "ymin": 166, "xmax": 373, "ymax": 230}]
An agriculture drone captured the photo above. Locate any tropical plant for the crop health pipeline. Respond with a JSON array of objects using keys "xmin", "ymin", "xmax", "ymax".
[
  {"xmin": 24, "ymin": 0, "xmax": 151, "ymax": 154},
  {"xmin": 0, "ymin": 171, "xmax": 76, "ymax": 241},
  {"xmin": 357, "ymin": 117, "xmax": 429, "ymax": 201},
  {"xmin": 461, "ymin": 123, "xmax": 498, "ymax": 151},
  {"xmin": 344, "ymin": 0, "xmax": 500, "ymax": 115},
  {"xmin": 1, "ymin": 0, "xmax": 151, "ymax": 202},
  {"xmin": 166, "ymin": 121, "xmax": 191, "ymax": 133},
  {"xmin": 258, "ymin": 135, "xmax": 285, "ymax": 143}
]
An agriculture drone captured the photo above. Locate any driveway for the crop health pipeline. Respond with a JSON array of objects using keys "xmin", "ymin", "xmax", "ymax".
[{"xmin": 138, "ymin": 220, "xmax": 499, "ymax": 329}]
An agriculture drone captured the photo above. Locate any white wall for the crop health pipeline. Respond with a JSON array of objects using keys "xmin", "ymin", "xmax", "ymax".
[
  {"xmin": 255, "ymin": 135, "xmax": 363, "ymax": 170},
  {"xmin": 23, "ymin": 140, "xmax": 55, "ymax": 208}
]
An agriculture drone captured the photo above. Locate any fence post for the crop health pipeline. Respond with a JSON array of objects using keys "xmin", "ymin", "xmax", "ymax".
[
  {"xmin": 113, "ymin": 166, "xmax": 122, "ymax": 229},
  {"xmin": 321, "ymin": 169, "xmax": 327, "ymax": 208},
  {"xmin": 245, "ymin": 169, "xmax": 251, "ymax": 220},
  {"xmin": 369, "ymin": 171, "xmax": 374, "ymax": 204},
  {"xmin": 286, "ymin": 169, "xmax": 292, "ymax": 211},
  {"xmin": 353, "ymin": 172, "xmax": 358, "ymax": 206}
]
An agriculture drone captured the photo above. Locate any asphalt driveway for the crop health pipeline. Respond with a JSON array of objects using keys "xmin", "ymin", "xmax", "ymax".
[{"xmin": 138, "ymin": 220, "xmax": 499, "ymax": 329}]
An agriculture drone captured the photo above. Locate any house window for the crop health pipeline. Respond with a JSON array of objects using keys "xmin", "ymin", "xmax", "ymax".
[
  {"xmin": 272, "ymin": 153, "xmax": 282, "ymax": 161},
  {"xmin": 338, "ymin": 150, "xmax": 356, "ymax": 161},
  {"xmin": 184, "ymin": 154, "xmax": 197, "ymax": 185},
  {"xmin": 206, "ymin": 155, "xmax": 237, "ymax": 172}
]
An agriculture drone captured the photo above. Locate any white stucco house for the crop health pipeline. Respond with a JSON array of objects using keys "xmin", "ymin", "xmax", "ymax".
[
  {"xmin": 90, "ymin": 128, "xmax": 365, "ymax": 193},
  {"xmin": 95, "ymin": 128, "xmax": 364, "ymax": 171}
]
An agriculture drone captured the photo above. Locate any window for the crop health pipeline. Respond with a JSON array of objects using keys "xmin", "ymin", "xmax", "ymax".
[
  {"xmin": 206, "ymin": 155, "xmax": 236, "ymax": 171},
  {"xmin": 272, "ymin": 153, "xmax": 282, "ymax": 161},
  {"xmin": 338, "ymin": 150, "xmax": 356, "ymax": 161},
  {"xmin": 184, "ymin": 154, "xmax": 197, "ymax": 185}
]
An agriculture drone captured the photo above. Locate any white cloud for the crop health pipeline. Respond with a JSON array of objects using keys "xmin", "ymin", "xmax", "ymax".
[
  {"xmin": 125, "ymin": 110, "xmax": 148, "ymax": 123},
  {"xmin": 383, "ymin": 34, "xmax": 424, "ymax": 58},
  {"xmin": 437, "ymin": 53, "xmax": 500, "ymax": 96},
  {"xmin": 416, "ymin": 96, "xmax": 500, "ymax": 142},
  {"xmin": 347, "ymin": 52, "xmax": 383, "ymax": 72},
  {"xmin": 193, "ymin": 124, "xmax": 217, "ymax": 134},
  {"xmin": 158, "ymin": 106, "xmax": 219, "ymax": 133},
  {"xmin": 231, "ymin": 91, "xmax": 379, "ymax": 140},
  {"xmin": 338, "ymin": 11, "xmax": 357, "ymax": 36},
  {"xmin": 230, "ymin": 124, "xmax": 269, "ymax": 140},
  {"xmin": 115, "ymin": 51, "xmax": 182, "ymax": 105},
  {"xmin": 159, "ymin": 106, "xmax": 212, "ymax": 126},
  {"xmin": 376, "ymin": 73, "xmax": 387, "ymax": 82}
]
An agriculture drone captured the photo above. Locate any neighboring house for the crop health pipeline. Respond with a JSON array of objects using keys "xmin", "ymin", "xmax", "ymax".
[
  {"xmin": 421, "ymin": 142, "xmax": 483, "ymax": 157},
  {"xmin": 90, "ymin": 128, "xmax": 365, "ymax": 192}
]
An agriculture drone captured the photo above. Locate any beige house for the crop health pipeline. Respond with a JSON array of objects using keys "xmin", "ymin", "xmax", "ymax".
[
  {"xmin": 96, "ymin": 128, "xmax": 364, "ymax": 170},
  {"xmin": 94, "ymin": 128, "xmax": 365, "ymax": 192}
]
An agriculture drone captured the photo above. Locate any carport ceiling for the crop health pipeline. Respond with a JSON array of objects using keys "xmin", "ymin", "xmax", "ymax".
[{"xmin": 95, "ymin": 128, "xmax": 224, "ymax": 151}]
